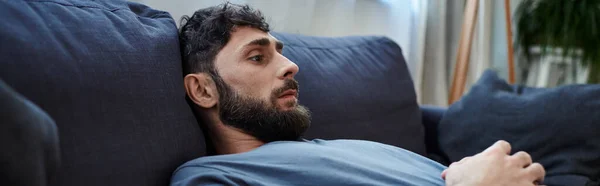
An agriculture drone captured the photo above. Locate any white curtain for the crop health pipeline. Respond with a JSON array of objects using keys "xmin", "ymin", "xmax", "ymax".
[{"xmin": 419, "ymin": 0, "xmax": 499, "ymax": 106}]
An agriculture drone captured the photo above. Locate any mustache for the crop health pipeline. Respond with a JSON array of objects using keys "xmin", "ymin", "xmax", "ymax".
[{"xmin": 273, "ymin": 79, "xmax": 299, "ymax": 96}]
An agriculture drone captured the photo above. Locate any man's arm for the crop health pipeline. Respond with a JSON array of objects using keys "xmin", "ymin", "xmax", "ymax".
[{"xmin": 442, "ymin": 140, "xmax": 546, "ymax": 186}]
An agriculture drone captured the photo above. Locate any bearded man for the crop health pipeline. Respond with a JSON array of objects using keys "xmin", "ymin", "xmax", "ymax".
[{"xmin": 172, "ymin": 3, "xmax": 545, "ymax": 186}]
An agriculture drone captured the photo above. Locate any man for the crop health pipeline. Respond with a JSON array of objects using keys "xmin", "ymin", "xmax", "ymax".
[{"xmin": 172, "ymin": 3, "xmax": 545, "ymax": 186}]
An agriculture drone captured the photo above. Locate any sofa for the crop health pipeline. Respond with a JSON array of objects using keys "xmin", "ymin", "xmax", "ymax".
[{"xmin": 1, "ymin": 0, "xmax": 598, "ymax": 186}]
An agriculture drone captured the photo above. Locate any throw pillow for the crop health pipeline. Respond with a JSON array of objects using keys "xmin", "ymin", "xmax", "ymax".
[{"xmin": 439, "ymin": 70, "xmax": 600, "ymax": 186}]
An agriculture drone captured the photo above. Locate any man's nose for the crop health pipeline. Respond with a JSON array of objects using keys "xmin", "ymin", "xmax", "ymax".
[{"xmin": 277, "ymin": 55, "xmax": 299, "ymax": 79}]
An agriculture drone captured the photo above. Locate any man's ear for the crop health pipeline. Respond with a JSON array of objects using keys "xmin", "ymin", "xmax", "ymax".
[{"xmin": 184, "ymin": 73, "xmax": 218, "ymax": 109}]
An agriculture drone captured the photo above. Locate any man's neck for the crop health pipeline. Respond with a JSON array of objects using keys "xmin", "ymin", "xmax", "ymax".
[{"xmin": 207, "ymin": 121, "xmax": 265, "ymax": 155}]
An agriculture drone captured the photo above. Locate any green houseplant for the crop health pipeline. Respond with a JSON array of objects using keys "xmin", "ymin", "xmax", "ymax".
[{"xmin": 515, "ymin": 0, "xmax": 600, "ymax": 83}]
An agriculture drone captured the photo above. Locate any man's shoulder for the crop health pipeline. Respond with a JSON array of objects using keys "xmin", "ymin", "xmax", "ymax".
[
  {"xmin": 172, "ymin": 141, "xmax": 305, "ymax": 172},
  {"xmin": 173, "ymin": 156, "xmax": 225, "ymax": 175},
  {"xmin": 170, "ymin": 158, "xmax": 230, "ymax": 185}
]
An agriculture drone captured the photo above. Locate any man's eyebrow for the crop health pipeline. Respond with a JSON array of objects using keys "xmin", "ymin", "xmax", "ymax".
[
  {"xmin": 247, "ymin": 38, "xmax": 270, "ymax": 47},
  {"xmin": 244, "ymin": 38, "xmax": 284, "ymax": 50}
]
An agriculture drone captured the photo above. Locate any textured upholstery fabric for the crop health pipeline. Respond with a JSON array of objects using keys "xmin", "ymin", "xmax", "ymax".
[
  {"xmin": 0, "ymin": 79, "xmax": 60, "ymax": 186},
  {"xmin": 438, "ymin": 70, "xmax": 600, "ymax": 186},
  {"xmin": 0, "ymin": 1, "xmax": 204, "ymax": 186},
  {"xmin": 272, "ymin": 33, "xmax": 427, "ymax": 155}
]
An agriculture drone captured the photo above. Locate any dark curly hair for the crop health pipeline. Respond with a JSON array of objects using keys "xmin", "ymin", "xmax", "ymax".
[{"xmin": 179, "ymin": 3, "xmax": 270, "ymax": 77}]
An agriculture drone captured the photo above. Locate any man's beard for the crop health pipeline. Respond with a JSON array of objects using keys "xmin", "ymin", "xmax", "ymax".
[{"xmin": 213, "ymin": 74, "xmax": 311, "ymax": 143}]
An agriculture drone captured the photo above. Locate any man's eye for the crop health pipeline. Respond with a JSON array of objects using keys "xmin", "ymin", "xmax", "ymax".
[{"xmin": 248, "ymin": 55, "xmax": 264, "ymax": 62}]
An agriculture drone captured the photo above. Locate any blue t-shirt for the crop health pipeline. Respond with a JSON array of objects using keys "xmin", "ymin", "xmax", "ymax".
[{"xmin": 171, "ymin": 139, "xmax": 447, "ymax": 186}]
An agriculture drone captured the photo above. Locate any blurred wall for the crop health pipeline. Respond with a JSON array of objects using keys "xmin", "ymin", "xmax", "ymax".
[{"xmin": 137, "ymin": 0, "xmax": 422, "ymax": 78}]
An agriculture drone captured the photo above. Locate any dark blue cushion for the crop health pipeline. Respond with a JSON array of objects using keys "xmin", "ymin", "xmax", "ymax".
[
  {"xmin": 0, "ymin": 79, "xmax": 60, "ymax": 186},
  {"xmin": 0, "ymin": 1, "xmax": 204, "ymax": 186},
  {"xmin": 438, "ymin": 70, "xmax": 600, "ymax": 185},
  {"xmin": 272, "ymin": 33, "xmax": 426, "ymax": 155}
]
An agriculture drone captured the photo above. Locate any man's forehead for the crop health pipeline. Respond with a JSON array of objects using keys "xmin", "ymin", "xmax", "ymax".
[{"xmin": 229, "ymin": 27, "xmax": 281, "ymax": 49}]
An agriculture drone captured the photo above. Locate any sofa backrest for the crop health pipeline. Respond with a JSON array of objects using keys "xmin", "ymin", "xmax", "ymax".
[
  {"xmin": 273, "ymin": 33, "xmax": 426, "ymax": 155},
  {"xmin": 0, "ymin": 1, "xmax": 204, "ymax": 186},
  {"xmin": 0, "ymin": 0, "xmax": 425, "ymax": 185}
]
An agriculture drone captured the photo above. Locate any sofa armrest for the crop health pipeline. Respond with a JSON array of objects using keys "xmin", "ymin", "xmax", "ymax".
[{"xmin": 420, "ymin": 105, "xmax": 451, "ymax": 166}]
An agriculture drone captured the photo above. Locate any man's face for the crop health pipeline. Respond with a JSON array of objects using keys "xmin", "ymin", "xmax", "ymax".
[{"xmin": 212, "ymin": 26, "xmax": 310, "ymax": 142}]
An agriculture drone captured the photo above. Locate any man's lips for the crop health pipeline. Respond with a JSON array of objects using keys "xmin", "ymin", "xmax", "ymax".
[{"xmin": 279, "ymin": 89, "xmax": 298, "ymax": 98}]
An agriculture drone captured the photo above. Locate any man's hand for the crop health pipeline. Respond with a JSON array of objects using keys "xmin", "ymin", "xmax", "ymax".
[{"xmin": 441, "ymin": 140, "xmax": 545, "ymax": 186}]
